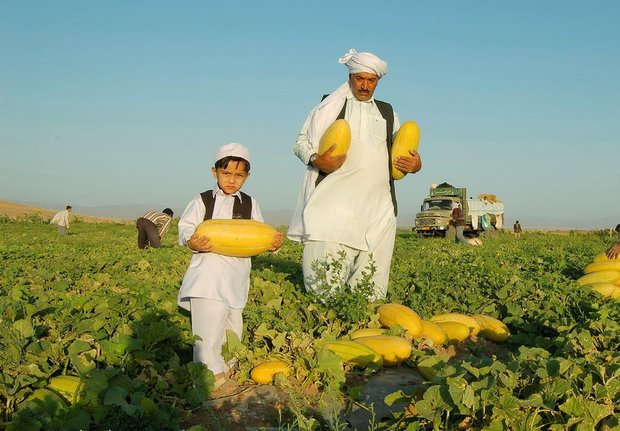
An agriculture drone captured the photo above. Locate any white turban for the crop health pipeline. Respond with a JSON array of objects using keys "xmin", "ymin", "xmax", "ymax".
[{"xmin": 338, "ymin": 48, "xmax": 388, "ymax": 78}]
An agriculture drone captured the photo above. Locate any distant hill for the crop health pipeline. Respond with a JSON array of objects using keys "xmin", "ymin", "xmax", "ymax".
[
  {"xmin": 2, "ymin": 200, "xmax": 612, "ymax": 231},
  {"xmin": 0, "ymin": 200, "xmax": 130, "ymax": 223}
]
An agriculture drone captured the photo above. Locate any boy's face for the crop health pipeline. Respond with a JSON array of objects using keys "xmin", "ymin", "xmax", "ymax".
[{"xmin": 212, "ymin": 160, "xmax": 249, "ymax": 195}]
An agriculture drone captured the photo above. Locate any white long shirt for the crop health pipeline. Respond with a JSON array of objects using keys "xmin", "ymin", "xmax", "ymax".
[
  {"xmin": 177, "ymin": 188, "xmax": 263, "ymax": 310},
  {"xmin": 50, "ymin": 210, "xmax": 70, "ymax": 228},
  {"xmin": 288, "ymin": 90, "xmax": 400, "ymax": 251}
]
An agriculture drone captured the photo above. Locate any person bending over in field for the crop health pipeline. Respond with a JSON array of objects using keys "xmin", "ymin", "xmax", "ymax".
[
  {"xmin": 50, "ymin": 205, "xmax": 72, "ymax": 235},
  {"xmin": 136, "ymin": 208, "xmax": 174, "ymax": 249},
  {"xmin": 177, "ymin": 143, "xmax": 283, "ymax": 398}
]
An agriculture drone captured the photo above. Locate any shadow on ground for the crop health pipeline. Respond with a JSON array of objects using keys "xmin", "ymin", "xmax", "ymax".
[{"xmin": 182, "ymin": 367, "xmax": 424, "ymax": 430}]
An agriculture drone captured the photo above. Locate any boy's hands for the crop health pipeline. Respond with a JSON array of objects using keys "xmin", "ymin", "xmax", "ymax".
[
  {"xmin": 271, "ymin": 231, "xmax": 284, "ymax": 252},
  {"xmin": 188, "ymin": 230, "xmax": 283, "ymax": 254},
  {"xmin": 187, "ymin": 233, "xmax": 213, "ymax": 253}
]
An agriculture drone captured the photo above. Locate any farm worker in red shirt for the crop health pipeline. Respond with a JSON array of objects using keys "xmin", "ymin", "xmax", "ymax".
[{"xmin": 450, "ymin": 202, "xmax": 470, "ymax": 245}]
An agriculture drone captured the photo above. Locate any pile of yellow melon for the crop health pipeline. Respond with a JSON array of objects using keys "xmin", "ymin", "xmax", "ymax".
[
  {"xmin": 576, "ymin": 252, "xmax": 620, "ymax": 299},
  {"xmin": 250, "ymin": 303, "xmax": 511, "ymax": 384},
  {"xmin": 373, "ymin": 303, "xmax": 511, "ymax": 345}
]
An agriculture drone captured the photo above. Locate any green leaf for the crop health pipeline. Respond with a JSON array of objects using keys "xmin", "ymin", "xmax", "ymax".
[
  {"xmin": 559, "ymin": 396, "xmax": 584, "ymax": 417},
  {"xmin": 68, "ymin": 339, "xmax": 91, "ymax": 356},
  {"xmin": 384, "ymin": 389, "xmax": 412, "ymax": 406},
  {"xmin": 266, "ymin": 297, "xmax": 283, "ymax": 309},
  {"xmin": 221, "ymin": 329, "xmax": 246, "ymax": 364},
  {"xmin": 560, "ymin": 397, "xmax": 614, "ymax": 431},
  {"xmin": 185, "ymin": 362, "xmax": 213, "ymax": 406},
  {"xmin": 521, "ymin": 393, "xmax": 545, "ymax": 408},
  {"xmin": 272, "ymin": 332, "xmax": 287, "ymax": 350},
  {"xmin": 493, "ymin": 394, "xmax": 523, "ymax": 423},
  {"xmin": 460, "ymin": 385, "xmax": 477, "ymax": 411},
  {"xmin": 68, "ymin": 339, "xmax": 97, "ymax": 374},
  {"xmin": 136, "ymin": 259, "xmax": 151, "ymax": 271},
  {"xmin": 12, "ymin": 319, "xmax": 34, "ymax": 338},
  {"xmin": 103, "ymin": 386, "xmax": 129, "ymax": 406},
  {"xmin": 314, "ymin": 349, "xmax": 344, "ymax": 374},
  {"xmin": 254, "ymin": 322, "xmax": 278, "ymax": 340},
  {"xmin": 415, "ymin": 385, "xmax": 449, "ymax": 421}
]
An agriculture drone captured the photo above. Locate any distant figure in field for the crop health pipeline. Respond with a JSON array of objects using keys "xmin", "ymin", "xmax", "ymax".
[
  {"xmin": 450, "ymin": 202, "xmax": 469, "ymax": 244},
  {"xmin": 513, "ymin": 220, "xmax": 523, "ymax": 238},
  {"xmin": 50, "ymin": 205, "xmax": 72, "ymax": 235},
  {"xmin": 136, "ymin": 208, "xmax": 174, "ymax": 249},
  {"xmin": 607, "ymin": 224, "xmax": 620, "ymax": 259}
]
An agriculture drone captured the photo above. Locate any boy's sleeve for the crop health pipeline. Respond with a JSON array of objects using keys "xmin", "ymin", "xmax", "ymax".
[
  {"xmin": 178, "ymin": 196, "xmax": 205, "ymax": 246},
  {"xmin": 250, "ymin": 198, "xmax": 264, "ymax": 223}
]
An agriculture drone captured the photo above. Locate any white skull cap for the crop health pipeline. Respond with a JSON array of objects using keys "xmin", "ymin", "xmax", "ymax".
[{"xmin": 215, "ymin": 143, "xmax": 250, "ymax": 163}]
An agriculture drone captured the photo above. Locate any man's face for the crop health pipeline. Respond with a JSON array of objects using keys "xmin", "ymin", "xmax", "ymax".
[{"xmin": 349, "ymin": 72, "xmax": 379, "ymax": 101}]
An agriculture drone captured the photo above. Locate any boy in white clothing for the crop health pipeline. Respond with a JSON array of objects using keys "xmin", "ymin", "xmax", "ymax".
[{"xmin": 177, "ymin": 143, "xmax": 283, "ymax": 395}]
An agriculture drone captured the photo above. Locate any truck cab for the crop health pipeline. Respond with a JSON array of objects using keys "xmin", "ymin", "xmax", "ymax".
[{"xmin": 415, "ymin": 196, "xmax": 460, "ymax": 237}]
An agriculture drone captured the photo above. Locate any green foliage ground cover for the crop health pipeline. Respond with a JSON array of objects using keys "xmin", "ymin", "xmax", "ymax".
[{"xmin": 0, "ymin": 218, "xmax": 618, "ymax": 430}]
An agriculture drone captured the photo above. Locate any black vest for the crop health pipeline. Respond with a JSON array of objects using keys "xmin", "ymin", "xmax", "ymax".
[
  {"xmin": 200, "ymin": 190, "xmax": 252, "ymax": 220},
  {"xmin": 315, "ymin": 97, "xmax": 398, "ymax": 215}
]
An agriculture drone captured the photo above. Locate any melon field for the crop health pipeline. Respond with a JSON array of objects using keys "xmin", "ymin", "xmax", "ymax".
[{"xmin": 1, "ymin": 216, "xmax": 619, "ymax": 431}]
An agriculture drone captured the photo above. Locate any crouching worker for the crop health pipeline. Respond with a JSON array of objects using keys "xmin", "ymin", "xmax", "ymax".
[
  {"xmin": 177, "ymin": 143, "xmax": 284, "ymax": 397},
  {"xmin": 136, "ymin": 208, "xmax": 174, "ymax": 249}
]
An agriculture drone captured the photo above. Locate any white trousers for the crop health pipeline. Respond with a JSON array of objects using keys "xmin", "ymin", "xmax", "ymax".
[
  {"xmin": 189, "ymin": 297, "xmax": 243, "ymax": 375},
  {"xmin": 302, "ymin": 218, "xmax": 396, "ymax": 301}
]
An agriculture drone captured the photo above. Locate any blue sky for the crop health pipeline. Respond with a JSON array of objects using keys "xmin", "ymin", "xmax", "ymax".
[{"xmin": 1, "ymin": 1, "xmax": 619, "ymax": 228}]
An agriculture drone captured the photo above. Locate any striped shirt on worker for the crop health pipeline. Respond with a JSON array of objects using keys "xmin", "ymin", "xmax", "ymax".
[{"xmin": 140, "ymin": 211, "xmax": 173, "ymax": 238}]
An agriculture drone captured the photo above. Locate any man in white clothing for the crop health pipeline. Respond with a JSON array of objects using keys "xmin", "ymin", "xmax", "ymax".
[
  {"xmin": 50, "ymin": 205, "xmax": 72, "ymax": 235},
  {"xmin": 288, "ymin": 49, "xmax": 422, "ymax": 301}
]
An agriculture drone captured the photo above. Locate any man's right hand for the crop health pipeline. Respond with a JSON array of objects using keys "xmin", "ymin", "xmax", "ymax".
[
  {"xmin": 607, "ymin": 241, "xmax": 620, "ymax": 259},
  {"xmin": 313, "ymin": 145, "xmax": 346, "ymax": 173}
]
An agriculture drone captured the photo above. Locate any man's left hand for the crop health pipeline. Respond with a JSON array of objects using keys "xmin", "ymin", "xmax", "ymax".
[
  {"xmin": 394, "ymin": 150, "xmax": 422, "ymax": 175},
  {"xmin": 271, "ymin": 231, "xmax": 284, "ymax": 252}
]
